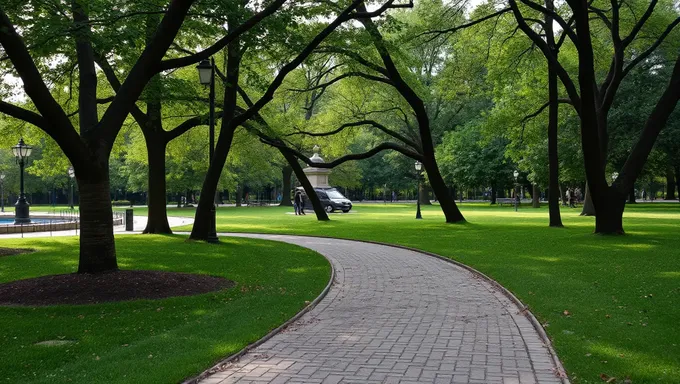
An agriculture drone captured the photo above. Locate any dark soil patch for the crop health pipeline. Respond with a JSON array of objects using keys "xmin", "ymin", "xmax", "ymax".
[
  {"xmin": 0, "ymin": 248, "xmax": 33, "ymax": 257},
  {"xmin": 0, "ymin": 270, "xmax": 234, "ymax": 306}
]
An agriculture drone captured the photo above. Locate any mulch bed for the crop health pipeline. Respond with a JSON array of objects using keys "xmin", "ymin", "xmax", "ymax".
[
  {"xmin": 0, "ymin": 248, "xmax": 33, "ymax": 257},
  {"xmin": 0, "ymin": 270, "xmax": 234, "ymax": 306}
]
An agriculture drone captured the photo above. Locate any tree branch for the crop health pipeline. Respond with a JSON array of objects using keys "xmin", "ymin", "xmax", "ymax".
[
  {"xmin": 418, "ymin": 8, "xmax": 511, "ymax": 42},
  {"xmin": 97, "ymin": 0, "xmax": 197, "ymax": 146},
  {"xmin": 165, "ymin": 110, "xmax": 225, "ymax": 142},
  {"xmin": 0, "ymin": 6, "xmax": 84, "ymax": 162},
  {"xmin": 0, "ymin": 101, "xmax": 48, "ymax": 129},
  {"xmin": 288, "ymin": 71, "xmax": 392, "ymax": 93},
  {"xmin": 520, "ymin": 98, "xmax": 573, "ymax": 124},
  {"xmin": 621, "ymin": 0, "xmax": 658, "ymax": 48},
  {"xmin": 262, "ymin": 138, "xmax": 422, "ymax": 168},
  {"xmin": 159, "ymin": 0, "xmax": 287, "ymax": 71},
  {"xmin": 286, "ymin": 119, "xmax": 419, "ymax": 148},
  {"xmin": 508, "ymin": 0, "xmax": 582, "ymax": 114},
  {"xmin": 622, "ymin": 17, "xmax": 680, "ymax": 78}
]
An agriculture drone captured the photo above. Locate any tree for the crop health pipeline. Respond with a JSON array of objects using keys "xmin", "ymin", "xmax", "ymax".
[
  {"xmin": 188, "ymin": 0, "xmax": 414, "ymax": 240},
  {"xmin": 0, "ymin": 0, "xmax": 289, "ymax": 272},
  {"xmin": 508, "ymin": 0, "xmax": 680, "ymax": 233}
]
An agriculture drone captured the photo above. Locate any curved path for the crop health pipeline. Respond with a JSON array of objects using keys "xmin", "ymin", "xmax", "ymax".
[{"xmin": 199, "ymin": 234, "xmax": 564, "ymax": 384}]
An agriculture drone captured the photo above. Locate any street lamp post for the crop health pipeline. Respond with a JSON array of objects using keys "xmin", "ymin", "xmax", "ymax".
[
  {"xmin": 415, "ymin": 161, "xmax": 423, "ymax": 219},
  {"xmin": 197, "ymin": 58, "xmax": 219, "ymax": 243},
  {"xmin": 0, "ymin": 174, "xmax": 5, "ymax": 213},
  {"xmin": 68, "ymin": 166, "xmax": 75, "ymax": 209},
  {"xmin": 513, "ymin": 170, "xmax": 519, "ymax": 212},
  {"xmin": 12, "ymin": 138, "xmax": 33, "ymax": 224}
]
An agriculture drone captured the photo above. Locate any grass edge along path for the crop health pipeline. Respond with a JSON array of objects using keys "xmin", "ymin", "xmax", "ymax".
[
  {"xmin": 168, "ymin": 203, "xmax": 680, "ymax": 384},
  {"xmin": 0, "ymin": 235, "xmax": 331, "ymax": 384}
]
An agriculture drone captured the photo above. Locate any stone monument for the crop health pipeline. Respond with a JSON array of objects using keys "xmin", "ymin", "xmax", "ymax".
[{"xmin": 302, "ymin": 145, "xmax": 331, "ymax": 188}]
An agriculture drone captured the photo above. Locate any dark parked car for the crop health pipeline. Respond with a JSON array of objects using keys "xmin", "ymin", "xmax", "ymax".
[{"xmin": 297, "ymin": 187, "xmax": 352, "ymax": 213}]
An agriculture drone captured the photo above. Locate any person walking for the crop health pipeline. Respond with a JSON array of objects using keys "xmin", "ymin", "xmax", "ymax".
[
  {"xmin": 566, "ymin": 188, "xmax": 574, "ymax": 208},
  {"xmin": 294, "ymin": 190, "xmax": 306, "ymax": 215}
]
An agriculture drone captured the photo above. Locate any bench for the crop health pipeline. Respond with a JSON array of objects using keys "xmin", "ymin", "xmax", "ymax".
[
  {"xmin": 497, "ymin": 198, "xmax": 517, "ymax": 206},
  {"xmin": 246, "ymin": 200, "xmax": 273, "ymax": 207}
]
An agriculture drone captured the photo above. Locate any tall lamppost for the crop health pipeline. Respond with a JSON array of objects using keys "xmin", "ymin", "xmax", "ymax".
[
  {"xmin": 68, "ymin": 166, "xmax": 75, "ymax": 209},
  {"xmin": 12, "ymin": 138, "xmax": 33, "ymax": 224},
  {"xmin": 0, "ymin": 173, "xmax": 5, "ymax": 213},
  {"xmin": 513, "ymin": 170, "xmax": 519, "ymax": 212},
  {"xmin": 196, "ymin": 58, "xmax": 219, "ymax": 243},
  {"xmin": 415, "ymin": 160, "xmax": 423, "ymax": 219}
]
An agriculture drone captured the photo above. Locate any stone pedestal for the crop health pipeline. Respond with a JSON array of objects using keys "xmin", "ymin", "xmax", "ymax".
[{"xmin": 302, "ymin": 146, "xmax": 331, "ymax": 188}]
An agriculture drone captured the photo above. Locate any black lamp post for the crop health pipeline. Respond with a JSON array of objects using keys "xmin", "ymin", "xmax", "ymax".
[
  {"xmin": 197, "ymin": 58, "xmax": 219, "ymax": 243},
  {"xmin": 0, "ymin": 173, "xmax": 5, "ymax": 213},
  {"xmin": 68, "ymin": 166, "xmax": 75, "ymax": 209},
  {"xmin": 12, "ymin": 138, "xmax": 32, "ymax": 224},
  {"xmin": 415, "ymin": 160, "xmax": 423, "ymax": 219},
  {"xmin": 513, "ymin": 170, "xmax": 519, "ymax": 212}
]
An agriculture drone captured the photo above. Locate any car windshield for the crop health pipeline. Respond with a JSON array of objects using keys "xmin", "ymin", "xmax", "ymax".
[{"xmin": 325, "ymin": 190, "xmax": 346, "ymax": 199}]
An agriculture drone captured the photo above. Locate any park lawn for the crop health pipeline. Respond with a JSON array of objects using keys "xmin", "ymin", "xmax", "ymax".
[
  {"xmin": 172, "ymin": 202, "xmax": 679, "ymax": 383},
  {"xmin": 0, "ymin": 235, "xmax": 330, "ymax": 384}
]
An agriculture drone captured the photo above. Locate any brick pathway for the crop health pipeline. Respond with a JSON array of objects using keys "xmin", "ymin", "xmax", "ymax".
[{"xmin": 199, "ymin": 234, "xmax": 564, "ymax": 384}]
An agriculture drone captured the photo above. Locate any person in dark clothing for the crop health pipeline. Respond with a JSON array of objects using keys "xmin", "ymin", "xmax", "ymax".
[{"xmin": 294, "ymin": 190, "xmax": 306, "ymax": 215}]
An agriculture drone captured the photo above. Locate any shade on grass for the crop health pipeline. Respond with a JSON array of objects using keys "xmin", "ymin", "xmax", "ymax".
[
  {"xmin": 173, "ymin": 202, "xmax": 679, "ymax": 384},
  {"xmin": 0, "ymin": 235, "xmax": 330, "ymax": 384}
]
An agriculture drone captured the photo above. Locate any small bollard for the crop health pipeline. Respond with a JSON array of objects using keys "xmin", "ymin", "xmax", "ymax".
[{"xmin": 125, "ymin": 209, "xmax": 134, "ymax": 231}]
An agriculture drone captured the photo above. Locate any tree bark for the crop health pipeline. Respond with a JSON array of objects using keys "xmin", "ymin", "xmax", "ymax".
[
  {"xmin": 418, "ymin": 183, "xmax": 431, "ymax": 205},
  {"xmin": 628, "ymin": 187, "xmax": 636, "ymax": 204},
  {"xmin": 676, "ymin": 165, "xmax": 680, "ymax": 201},
  {"xmin": 594, "ymin": 194, "xmax": 626, "ymax": 234},
  {"xmin": 357, "ymin": 7, "xmax": 464, "ymax": 223},
  {"xmin": 280, "ymin": 148, "xmax": 329, "ymax": 220},
  {"xmin": 490, "ymin": 185, "xmax": 497, "ymax": 204},
  {"xmin": 279, "ymin": 165, "xmax": 293, "ymax": 206},
  {"xmin": 143, "ymin": 135, "xmax": 172, "ymax": 234},
  {"xmin": 77, "ymin": 166, "xmax": 118, "ymax": 273},
  {"xmin": 235, "ymin": 186, "xmax": 243, "ymax": 207},
  {"xmin": 532, "ymin": 184, "xmax": 540, "ymax": 208},
  {"xmin": 190, "ymin": 30, "xmax": 242, "ymax": 241},
  {"xmin": 545, "ymin": 1, "xmax": 563, "ymax": 226},
  {"xmin": 666, "ymin": 165, "xmax": 676, "ymax": 200}
]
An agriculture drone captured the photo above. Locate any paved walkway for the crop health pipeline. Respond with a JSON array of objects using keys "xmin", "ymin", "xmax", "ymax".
[{"xmin": 199, "ymin": 234, "xmax": 564, "ymax": 384}]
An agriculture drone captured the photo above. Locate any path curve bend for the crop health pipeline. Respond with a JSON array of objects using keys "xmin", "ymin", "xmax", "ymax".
[{"xmin": 199, "ymin": 234, "xmax": 565, "ymax": 384}]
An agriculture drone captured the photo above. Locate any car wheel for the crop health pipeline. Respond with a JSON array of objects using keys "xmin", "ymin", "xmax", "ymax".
[{"xmin": 325, "ymin": 205, "xmax": 334, "ymax": 213}]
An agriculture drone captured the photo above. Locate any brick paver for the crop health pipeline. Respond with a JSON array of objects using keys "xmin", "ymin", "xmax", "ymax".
[{"xmin": 199, "ymin": 234, "xmax": 564, "ymax": 384}]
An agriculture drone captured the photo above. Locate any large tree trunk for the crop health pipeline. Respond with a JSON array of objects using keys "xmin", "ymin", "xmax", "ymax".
[
  {"xmin": 235, "ymin": 186, "xmax": 243, "ymax": 207},
  {"xmin": 357, "ymin": 8, "xmax": 463, "ymax": 223},
  {"xmin": 594, "ymin": 194, "xmax": 626, "ymax": 234},
  {"xmin": 190, "ymin": 31, "xmax": 242, "ymax": 241},
  {"xmin": 279, "ymin": 165, "xmax": 293, "ymax": 206},
  {"xmin": 191, "ymin": 125, "xmax": 236, "ymax": 240},
  {"xmin": 77, "ymin": 166, "xmax": 118, "ymax": 274},
  {"xmin": 628, "ymin": 188, "xmax": 636, "ymax": 204},
  {"xmin": 418, "ymin": 183, "xmax": 431, "ymax": 205},
  {"xmin": 423, "ymin": 153, "xmax": 465, "ymax": 223},
  {"xmin": 545, "ymin": 16, "xmax": 563, "ymax": 226},
  {"xmin": 580, "ymin": 184, "xmax": 596, "ymax": 216},
  {"xmin": 143, "ymin": 135, "xmax": 172, "ymax": 234},
  {"xmin": 666, "ymin": 165, "xmax": 676, "ymax": 200},
  {"xmin": 532, "ymin": 184, "xmax": 541, "ymax": 208},
  {"xmin": 280, "ymin": 148, "xmax": 329, "ymax": 220},
  {"xmin": 676, "ymin": 166, "xmax": 680, "ymax": 201}
]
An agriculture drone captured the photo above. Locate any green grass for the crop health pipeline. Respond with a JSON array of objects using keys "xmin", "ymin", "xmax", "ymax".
[
  {"xmin": 174, "ymin": 202, "xmax": 679, "ymax": 383},
  {"xmin": 0, "ymin": 235, "xmax": 330, "ymax": 384}
]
